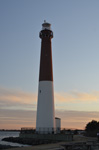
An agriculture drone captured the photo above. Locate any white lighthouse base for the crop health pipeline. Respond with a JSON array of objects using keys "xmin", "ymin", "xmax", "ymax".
[{"xmin": 36, "ymin": 81, "xmax": 55, "ymax": 134}]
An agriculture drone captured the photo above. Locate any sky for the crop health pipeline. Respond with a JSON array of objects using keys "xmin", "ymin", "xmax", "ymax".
[{"xmin": 0, "ymin": 0, "xmax": 99, "ymax": 130}]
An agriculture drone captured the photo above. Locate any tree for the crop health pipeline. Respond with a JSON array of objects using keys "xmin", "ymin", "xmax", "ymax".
[{"xmin": 85, "ymin": 120, "xmax": 99, "ymax": 137}]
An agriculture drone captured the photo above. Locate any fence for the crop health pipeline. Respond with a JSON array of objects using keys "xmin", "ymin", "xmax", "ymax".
[{"xmin": 20, "ymin": 127, "xmax": 74, "ymax": 134}]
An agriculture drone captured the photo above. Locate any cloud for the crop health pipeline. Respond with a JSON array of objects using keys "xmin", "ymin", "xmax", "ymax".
[
  {"xmin": 0, "ymin": 109, "xmax": 36, "ymax": 129},
  {"xmin": 1, "ymin": 108, "xmax": 99, "ymax": 130},
  {"xmin": 1, "ymin": 86, "xmax": 99, "ymax": 129},
  {"xmin": 55, "ymin": 110, "xmax": 99, "ymax": 129},
  {"xmin": 0, "ymin": 87, "xmax": 37, "ymax": 110},
  {"xmin": 55, "ymin": 90, "xmax": 99, "ymax": 103},
  {"xmin": 1, "ymin": 87, "xmax": 99, "ymax": 111}
]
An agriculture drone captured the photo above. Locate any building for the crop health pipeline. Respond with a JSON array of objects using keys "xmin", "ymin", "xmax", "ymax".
[
  {"xmin": 36, "ymin": 21, "xmax": 55, "ymax": 134},
  {"xmin": 55, "ymin": 117, "xmax": 61, "ymax": 133},
  {"xmin": 19, "ymin": 22, "xmax": 73, "ymax": 142}
]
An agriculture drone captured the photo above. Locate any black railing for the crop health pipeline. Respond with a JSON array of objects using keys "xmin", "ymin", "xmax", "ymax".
[{"xmin": 20, "ymin": 127, "xmax": 75, "ymax": 134}]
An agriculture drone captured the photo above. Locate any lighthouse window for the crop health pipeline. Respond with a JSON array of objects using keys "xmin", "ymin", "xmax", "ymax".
[
  {"xmin": 40, "ymin": 90, "xmax": 41, "ymax": 93},
  {"xmin": 44, "ymin": 34, "xmax": 48, "ymax": 37}
]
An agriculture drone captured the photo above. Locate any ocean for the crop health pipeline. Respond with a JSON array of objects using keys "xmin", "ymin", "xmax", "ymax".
[{"xmin": 0, "ymin": 131, "xmax": 29, "ymax": 147}]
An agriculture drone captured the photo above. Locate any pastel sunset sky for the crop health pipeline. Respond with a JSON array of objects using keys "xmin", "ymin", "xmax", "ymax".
[{"xmin": 0, "ymin": 0, "xmax": 99, "ymax": 129}]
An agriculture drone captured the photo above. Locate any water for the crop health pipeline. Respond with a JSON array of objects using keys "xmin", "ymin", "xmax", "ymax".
[{"xmin": 0, "ymin": 131, "xmax": 29, "ymax": 147}]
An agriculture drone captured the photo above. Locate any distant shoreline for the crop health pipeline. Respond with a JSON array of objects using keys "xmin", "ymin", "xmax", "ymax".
[{"xmin": 0, "ymin": 129, "xmax": 20, "ymax": 132}]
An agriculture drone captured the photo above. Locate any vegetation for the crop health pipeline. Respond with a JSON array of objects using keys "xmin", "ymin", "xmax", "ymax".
[{"xmin": 85, "ymin": 120, "xmax": 99, "ymax": 137}]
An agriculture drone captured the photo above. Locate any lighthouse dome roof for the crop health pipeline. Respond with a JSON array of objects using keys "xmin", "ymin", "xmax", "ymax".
[{"xmin": 42, "ymin": 20, "xmax": 51, "ymax": 30}]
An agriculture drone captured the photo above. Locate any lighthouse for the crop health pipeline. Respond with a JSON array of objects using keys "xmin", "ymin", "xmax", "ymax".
[{"xmin": 36, "ymin": 21, "xmax": 55, "ymax": 134}]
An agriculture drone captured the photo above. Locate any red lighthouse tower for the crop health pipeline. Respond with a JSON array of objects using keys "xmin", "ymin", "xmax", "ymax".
[{"xmin": 36, "ymin": 21, "xmax": 55, "ymax": 134}]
